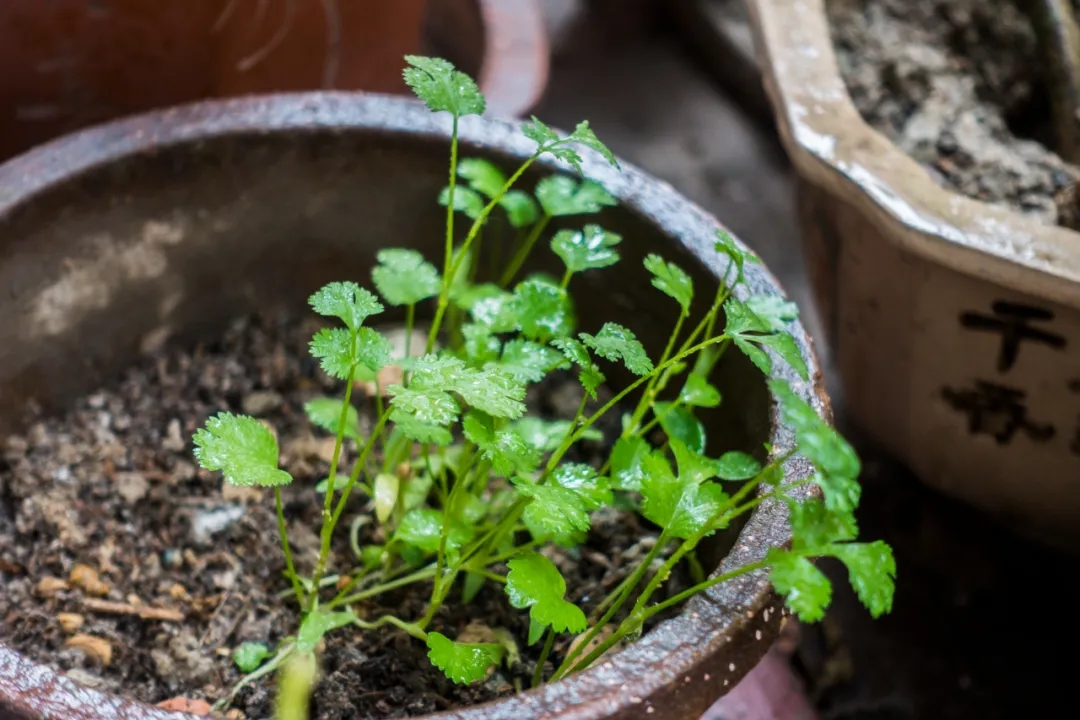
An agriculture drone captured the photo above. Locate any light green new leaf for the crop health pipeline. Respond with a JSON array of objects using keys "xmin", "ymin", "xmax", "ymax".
[
  {"xmin": 426, "ymin": 632, "xmax": 504, "ymax": 685},
  {"xmin": 580, "ymin": 322, "xmax": 653, "ymax": 376},
  {"xmin": 374, "ymin": 473, "xmax": 399, "ymax": 524},
  {"xmin": 355, "ymin": 327, "xmax": 393, "ymax": 373},
  {"xmin": 640, "ymin": 451, "xmax": 727, "ymax": 539},
  {"xmin": 511, "ymin": 279, "xmax": 575, "ymax": 342},
  {"xmin": 512, "ymin": 417, "xmax": 601, "ymax": 454},
  {"xmin": 403, "ymin": 55, "xmax": 485, "ymax": 117},
  {"xmin": 767, "ymin": 548, "xmax": 832, "ymax": 622},
  {"xmin": 769, "ymin": 380, "xmax": 861, "ymax": 513},
  {"xmin": 388, "ymin": 386, "xmax": 460, "ymax": 427},
  {"xmin": 193, "ymin": 412, "xmax": 292, "ymax": 487},
  {"xmin": 568, "ymin": 120, "xmax": 618, "ymax": 167},
  {"xmin": 457, "ymin": 157, "xmax": 507, "ymax": 198},
  {"xmin": 680, "ymin": 374, "xmax": 721, "ymax": 408},
  {"xmin": 513, "ymin": 476, "xmax": 590, "ymax": 546},
  {"xmin": 371, "ymin": 248, "xmax": 442, "ymax": 307},
  {"xmin": 439, "ymin": 185, "xmax": 485, "ymax": 220},
  {"xmin": 463, "ymin": 411, "xmax": 540, "ymax": 477},
  {"xmin": 654, "ymin": 402, "xmax": 706, "ymax": 455},
  {"xmin": 745, "ymin": 295, "xmax": 799, "ymax": 332},
  {"xmin": 715, "ymin": 451, "xmax": 762, "ymax": 481},
  {"xmin": 643, "ymin": 254, "xmax": 693, "ymax": 312},
  {"xmin": 551, "ymin": 225, "xmax": 622, "ymax": 274},
  {"xmin": 309, "ymin": 328, "xmax": 354, "ymax": 380},
  {"xmin": 610, "ymin": 435, "xmax": 649, "ymax": 491},
  {"xmin": 493, "ymin": 339, "xmax": 568, "ymax": 383},
  {"xmin": 408, "ymin": 353, "xmax": 527, "ymax": 419},
  {"xmin": 500, "ymin": 190, "xmax": 540, "ymax": 228},
  {"xmin": 829, "ymin": 541, "xmax": 895, "ymax": 618},
  {"xmin": 506, "ymin": 552, "xmax": 587, "ymax": 633},
  {"xmin": 308, "ymin": 281, "xmax": 384, "ymax": 331},
  {"xmin": 232, "ymin": 642, "xmax": 270, "ymax": 673},
  {"xmin": 534, "ymin": 176, "xmax": 617, "ymax": 217},
  {"xmin": 296, "ymin": 608, "xmax": 356, "ymax": 653},
  {"xmin": 304, "ymin": 397, "xmax": 362, "ymax": 440}
]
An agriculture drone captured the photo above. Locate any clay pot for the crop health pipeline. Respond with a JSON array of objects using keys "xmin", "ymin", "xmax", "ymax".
[
  {"xmin": 0, "ymin": 0, "xmax": 548, "ymax": 162},
  {"xmin": 0, "ymin": 93, "xmax": 821, "ymax": 719},
  {"xmin": 746, "ymin": 0, "xmax": 1080, "ymax": 549}
]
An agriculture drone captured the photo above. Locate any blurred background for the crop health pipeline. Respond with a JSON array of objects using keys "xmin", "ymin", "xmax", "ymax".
[{"xmin": 1, "ymin": 1, "xmax": 1075, "ymax": 718}]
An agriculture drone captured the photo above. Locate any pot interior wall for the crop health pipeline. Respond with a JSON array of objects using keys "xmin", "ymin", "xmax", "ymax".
[{"xmin": 0, "ymin": 126, "xmax": 770, "ymax": 483}]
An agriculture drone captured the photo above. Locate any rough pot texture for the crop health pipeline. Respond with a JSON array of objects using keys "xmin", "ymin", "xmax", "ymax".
[
  {"xmin": 747, "ymin": 0, "xmax": 1080, "ymax": 549},
  {"xmin": 0, "ymin": 93, "xmax": 822, "ymax": 719}
]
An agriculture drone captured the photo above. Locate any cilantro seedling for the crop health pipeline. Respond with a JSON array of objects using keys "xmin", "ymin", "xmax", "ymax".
[{"xmin": 193, "ymin": 55, "xmax": 895, "ymax": 710}]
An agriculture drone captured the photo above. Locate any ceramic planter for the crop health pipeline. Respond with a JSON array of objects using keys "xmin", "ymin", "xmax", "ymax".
[
  {"xmin": 0, "ymin": 0, "xmax": 548, "ymax": 162},
  {"xmin": 746, "ymin": 0, "xmax": 1080, "ymax": 549},
  {"xmin": 0, "ymin": 92, "xmax": 821, "ymax": 719}
]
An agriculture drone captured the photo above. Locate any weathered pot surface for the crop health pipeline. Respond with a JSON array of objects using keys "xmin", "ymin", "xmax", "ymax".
[
  {"xmin": 747, "ymin": 0, "xmax": 1080, "ymax": 549},
  {"xmin": 0, "ymin": 92, "xmax": 821, "ymax": 719}
]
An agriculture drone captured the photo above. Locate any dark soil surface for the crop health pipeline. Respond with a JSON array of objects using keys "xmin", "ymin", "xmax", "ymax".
[
  {"xmin": 0, "ymin": 313, "xmax": 670, "ymax": 719},
  {"xmin": 827, "ymin": 0, "xmax": 1080, "ymax": 228}
]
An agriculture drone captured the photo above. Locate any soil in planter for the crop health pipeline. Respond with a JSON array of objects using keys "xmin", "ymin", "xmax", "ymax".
[
  {"xmin": 0, "ymin": 312, "xmax": 683, "ymax": 719},
  {"xmin": 827, "ymin": 0, "xmax": 1080, "ymax": 229}
]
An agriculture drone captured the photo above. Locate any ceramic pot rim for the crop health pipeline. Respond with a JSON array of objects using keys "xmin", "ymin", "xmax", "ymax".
[
  {"xmin": 748, "ymin": 0, "xmax": 1080, "ymax": 310},
  {"xmin": 0, "ymin": 91, "xmax": 821, "ymax": 720}
]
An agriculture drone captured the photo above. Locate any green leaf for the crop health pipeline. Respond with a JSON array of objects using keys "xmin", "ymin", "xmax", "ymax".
[
  {"xmin": 788, "ymin": 497, "xmax": 857, "ymax": 551},
  {"xmin": 401, "ymin": 472, "xmax": 435, "ymax": 511},
  {"xmin": 578, "ymin": 365, "xmax": 606, "ymax": 400},
  {"xmin": 500, "ymin": 190, "xmax": 540, "ymax": 228},
  {"xmin": 457, "ymin": 157, "xmax": 507, "ymax": 198},
  {"xmin": 513, "ymin": 476, "xmax": 591, "ymax": 546},
  {"xmin": 568, "ymin": 120, "xmax": 619, "ymax": 167},
  {"xmin": 829, "ymin": 541, "xmax": 896, "ymax": 618},
  {"xmin": 388, "ymin": 386, "xmax": 460, "ymax": 427},
  {"xmin": 403, "ymin": 55, "xmax": 485, "ymax": 117},
  {"xmin": 506, "ymin": 552, "xmax": 587, "ymax": 633},
  {"xmin": 643, "ymin": 255, "xmax": 693, "ymax": 312},
  {"xmin": 439, "ymin": 185, "xmax": 485, "ymax": 220},
  {"xmin": 296, "ymin": 608, "xmax": 356, "ymax": 653},
  {"xmin": 768, "ymin": 380, "xmax": 861, "ymax": 513},
  {"xmin": 308, "ymin": 281, "xmax": 383, "ymax": 331},
  {"xmin": 304, "ymin": 398, "xmax": 362, "ymax": 441},
  {"xmin": 392, "ymin": 412, "xmax": 455, "ymax": 446},
  {"xmin": 733, "ymin": 337, "xmax": 772, "ymax": 376},
  {"xmin": 680, "ymin": 375, "xmax": 721, "ymax": 408},
  {"xmin": 395, "ymin": 508, "xmax": 473, "ymax": 559},
  {"xmin": 534, "ymin": 176, "xmax": 617, "ymax": 217},
  {"xmin": 640, "ymin": 450, "xmax": 727, "ymax": 539},
  {"xmin": 493, "ymin": 339, "xmax": 568, "ymax": 383},
  {"xmin": 745, "ymin": 295, "xmax": 799, "ymax": 332},
  {"xmin": 715, "ymin": 451, "xmax": 762, "ymax": 481},
  {"xmin": 463, "ymin": 410, "xmax": 541, "ymax": 477},
  {"xmin": 193, "ymin": 412, "xmax": 292, "ymax": 487},
  {"xmin": 671, "ymin": 438, "xmax": 719, "ymax": 486},
  {"xmin": 426, "ymin": 631, "xmax": 503, "ymax": 685},
  {"xmin": 315, "ymin": 474, "xmax": 348, "ymax": 495},
  {"xmin": 610, "ymin": 435, "xmax": 649, "ymax": 491},
  {"xmin": 527, "ymin": 616, "xmax": 547, "ymax": 646},
  {"xmin": 511, "ymin": 279, "xmax": 575, "ymax": 343},
  {"xmin": 522, "ymin": 117, "xmax": 585, "ymax": 172},
  {"xmin": 725, "ymin": 298, "xmax": 808, "ymax": 380},
  {"xmin": 462, "ymin": 285, "xmax": 516, "ymax": 332},
  {"xmin": 373, "ymin": 473, "xmax": 399, "ymax": 524},
  {"xmin": 551, "ymin": 225, "xmax": 622, "ymax": 274},
  {"xmin": 522, "ymin": 116, "xmax": 561, "ymax": 147},
  {"xmin": 233, "ymin": 642, "xmax": 270, "ymax": 673},
  {"xmin": 767, "ymin": 548, "xmax": 832, "ymax": 622},
  {"xmin": 372, "ymin": 248, "xmax": 442, "ymax": 307},
  {"xmin": 714, "ymin": 228, "xmax": 759, "ymax": 286},
  {"xmin": 755, "ymin": 332, "xmax": 810, "ymax": 381},
  {"xmin": 404, "ymin": 353, "xmax": 527, "ymax": 419},
  {"xmin": 311, "ymin": 327, "xmax": 383, "ymax": 380},
  {"xmin": 551, "ymin": 337, "xmax": 605, "ymax": 399},
  {"xmin": 580, "ymin": 323, "xmax": 653, "ymax": 376},
  {"xmin": 552, "ymin": 463, "xmax": 612, "ymax": 508},
  {"xmin": 512, "ymin": 418, "xmax": 601, "ymax": 454},
  {"xmin": 653, "ymin": 402, "xmax": 706, "ymax": 454}
]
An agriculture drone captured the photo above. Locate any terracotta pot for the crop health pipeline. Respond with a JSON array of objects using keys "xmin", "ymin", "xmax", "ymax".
[
  {"xmin": 0, "ymin": 0, "xmax": 548, "ymax": 162},
  {"xmin": 746, "ymin": 0, "xmax": 1080, "ymax": 549},
  {"xmin": 0, "ymin": 93, "xmax": 822, "ymax": 719}
]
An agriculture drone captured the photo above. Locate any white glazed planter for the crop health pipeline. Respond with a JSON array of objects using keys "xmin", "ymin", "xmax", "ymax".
[{"xmin": 747, "ymin": 0, "xmax": 1080, "ymax": 548}]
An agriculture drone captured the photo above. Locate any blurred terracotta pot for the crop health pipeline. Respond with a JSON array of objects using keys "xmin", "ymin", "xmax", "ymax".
[
  {"xmin": 747, "ymin": 0, "xmax": 1080, "ymax": 549},
  {"xmin": 0, "ymin": 0, "xmax": 548, "ymax": 162}
]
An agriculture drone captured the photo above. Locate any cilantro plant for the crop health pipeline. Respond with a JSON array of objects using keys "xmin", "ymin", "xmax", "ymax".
[{"xmin": 193, "ymin": 55, "xmax": 895, "ymax": 708}]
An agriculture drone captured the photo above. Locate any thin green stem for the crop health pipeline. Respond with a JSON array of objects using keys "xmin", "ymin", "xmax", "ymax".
[
  {"xmin": 354, "ymin": 614, "xmax": 428, "ymax": 641},
  {"xmin": 627, "ymin": 310, "xmax": 687, "ymax": 432},
  {"xmin": 213, "ymin": 643, "xmax": 295, "ymax": 711},
  {"xmin": 500, "ymin": 214, "xmax": 551, "ymax": 288},
  {"xmin": 533, "ymin": 627, "xmax": 556, "ymax": 688},
  {"xmin": 275, "ymin": 488, "xmax": 304, "ymax": 606},
  {"xmin": 560, "ymin": 267, "xmax": 574, "ymax": 290},
  {"xmin": 405, "ymin": 304, "xmax": 416, "ymax": 359},
  {"xmin": 328, "ymin": 564, "xmax": 437, "ymax": 608},
  {"xmin": 643, "ymin": 560, "xmax": 769, "ymax": 622},
  {"xmin": 443, "ymin": 117, "xmax": 460, "ymax": 280}
]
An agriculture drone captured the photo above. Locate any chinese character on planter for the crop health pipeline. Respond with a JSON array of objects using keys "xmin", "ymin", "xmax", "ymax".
[
  {"xmin": 941, "ymin": 381, "xmax": 1055, "ymax": 445},
  {"xmin": 959, "ymin": 301, "xmax": 1066, "ymax": 372}
]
